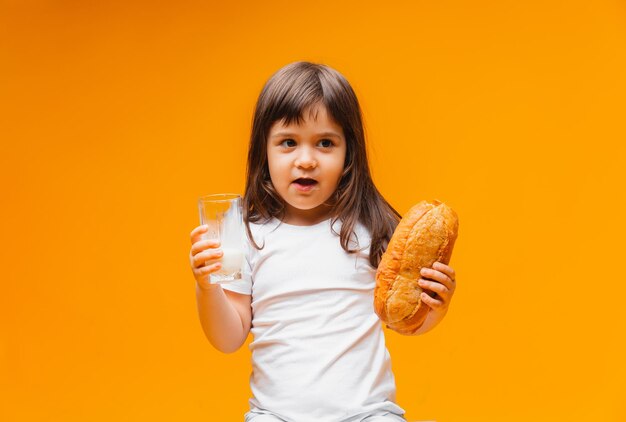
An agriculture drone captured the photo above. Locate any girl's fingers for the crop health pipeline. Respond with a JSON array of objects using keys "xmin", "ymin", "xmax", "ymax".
[
  {"xmin": 190, "ymin": 225, "xmax": 209, "ymax": 243},
  {"xmin": 190, "ymin": 225, "xmax": 220, "ymax": 245},
  {"xmin": 197, "ymin": 262, "xmax": 222, "ymax": 274},
  {"xmin": 192, "ymin": 248, "xmax": 224, "ymax": 268},
  {"xmin": 420, "ymin": 291, "xmax": 445, "ymax": 309},
  {"xmin": 418, "ymin": 278, "xmax": 449, "ymax": 301},
  {"xmin": 420, "ymin": 266, "xmax": 455, "ymax": 291},
  {"xmin": 433, "ymin": 261, "xmax": 456, "ymax": 282},
  {"xmin": 190, "ymin": 238, "xmax": 221, "ymax": 256}
]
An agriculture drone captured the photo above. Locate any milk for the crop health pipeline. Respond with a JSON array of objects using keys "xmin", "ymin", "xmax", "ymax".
[
  {"xmin": 217, "ymin": 247, "xmax": 245, "ymax": 275},
  {"xmin": 208, "ymin": 246, "xmax": 245, "ymax": 284}
]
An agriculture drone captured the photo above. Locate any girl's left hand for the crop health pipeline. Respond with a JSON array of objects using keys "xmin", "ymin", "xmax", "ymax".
[{"xmin": 418, "ymin": 261, "xmax": 457, "ymax": 312}]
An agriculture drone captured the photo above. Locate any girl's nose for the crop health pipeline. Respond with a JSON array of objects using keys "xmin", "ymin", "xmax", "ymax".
[{"xmin": 294, "ymin": 148, "xmax": 317, "ymax": 169}]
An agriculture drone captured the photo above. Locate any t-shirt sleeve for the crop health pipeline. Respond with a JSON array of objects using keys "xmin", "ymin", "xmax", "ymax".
[{"xmin": 220, "ymin": 240, "xmax": 252, "ymax": 295}]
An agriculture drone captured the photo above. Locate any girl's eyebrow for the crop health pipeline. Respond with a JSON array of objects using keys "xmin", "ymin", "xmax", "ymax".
[{"xmin": 270, "ymin": 131, "xmax": 342, "ymax": 139}]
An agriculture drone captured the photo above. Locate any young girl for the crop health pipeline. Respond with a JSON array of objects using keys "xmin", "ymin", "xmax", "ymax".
[{"xmin": 189, "ymin": 61, "xmax": 457, "ymax": 422}]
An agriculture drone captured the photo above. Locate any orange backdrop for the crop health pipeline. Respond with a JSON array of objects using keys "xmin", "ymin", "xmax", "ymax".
[{"xmin": 2, "ymin": 1, "xmax": 625, "ymax": 421}]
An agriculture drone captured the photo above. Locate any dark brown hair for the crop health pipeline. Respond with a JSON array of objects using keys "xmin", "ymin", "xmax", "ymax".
[{"xmin": 243, "ymin": 61, "xmax": 401, "ymax": 268}]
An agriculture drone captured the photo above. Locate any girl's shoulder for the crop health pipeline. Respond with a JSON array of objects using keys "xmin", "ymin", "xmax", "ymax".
[{"xmin": 244, "ymin": 216, "xmax": 282, "ymax": 245}]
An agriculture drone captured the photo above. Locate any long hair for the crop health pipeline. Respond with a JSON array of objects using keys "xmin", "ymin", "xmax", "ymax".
[{"xmin": 243, "ymin": 61, "xmax": 401, "ymax": 268}]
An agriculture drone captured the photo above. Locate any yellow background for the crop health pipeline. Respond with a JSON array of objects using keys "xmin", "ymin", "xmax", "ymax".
[{"xmin": 2, "ymin": 1, "xmax": 625, "ymax": 420}]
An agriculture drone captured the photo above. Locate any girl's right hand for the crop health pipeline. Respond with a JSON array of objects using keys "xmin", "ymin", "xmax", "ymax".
[{"xmin": 189, "ymin": 224, "xmax": 223, "ymax": 289}]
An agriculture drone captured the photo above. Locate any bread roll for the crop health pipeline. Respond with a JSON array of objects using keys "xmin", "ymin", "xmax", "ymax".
[{"xmin": 374, "ymin": 199, "xmax": 459, "ymax": 335}]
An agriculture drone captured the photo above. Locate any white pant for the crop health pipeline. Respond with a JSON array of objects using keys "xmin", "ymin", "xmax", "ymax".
[{"xmin": 244, "ymin": 408, "xmax": 408, "ymax": 422}]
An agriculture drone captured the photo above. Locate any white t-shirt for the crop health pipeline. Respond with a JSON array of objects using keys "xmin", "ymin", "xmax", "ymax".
[{"xmin": 222, "ymin": 216, "xmax": 406, "ymax": 422}]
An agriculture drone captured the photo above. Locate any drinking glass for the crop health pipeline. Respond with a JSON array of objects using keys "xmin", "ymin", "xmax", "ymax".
[{"xmin": 197, "ymin": 193, "xmax": 245, "ymax": 284}]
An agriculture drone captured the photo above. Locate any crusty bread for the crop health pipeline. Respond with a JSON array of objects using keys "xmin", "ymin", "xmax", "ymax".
[{"xmin": 374, "ymin": 199, "xmax": 459, "ymax": 335}]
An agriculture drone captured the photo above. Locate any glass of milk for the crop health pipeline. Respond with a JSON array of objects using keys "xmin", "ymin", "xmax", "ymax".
[{"xmin": 197, "ymin": 193, "xmax": 245, "ymax": 284}]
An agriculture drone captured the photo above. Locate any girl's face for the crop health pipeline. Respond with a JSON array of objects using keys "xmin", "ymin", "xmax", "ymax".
[{"xmin": 266, "ymin": 103, "xmax": 347, "ymax": 226}]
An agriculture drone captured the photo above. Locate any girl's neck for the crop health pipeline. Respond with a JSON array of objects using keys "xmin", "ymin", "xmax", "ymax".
[{"xmin": 281, "ymin": 204, "xmax": 334, "ymax": 226}]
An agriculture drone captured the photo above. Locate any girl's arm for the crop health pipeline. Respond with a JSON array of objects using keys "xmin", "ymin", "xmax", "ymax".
[
  {"xmin": 190, "ymin": 224, "xmax": 251, "ymax": 353},
  {"xmin": 195, "ymin": 284, "xmax": 252, "ymax": 353},
  {"xmin": 411, "ymin": 307, "xmax": 448, "ymax": 336}
]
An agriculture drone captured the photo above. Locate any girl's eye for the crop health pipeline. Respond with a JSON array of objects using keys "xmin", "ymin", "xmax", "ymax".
[
  {"xmin": 281, "ymin": 139, "xmax": 296, "ymax": 147},
  {"xmin": 279, "ymin": 139, "xmax": 334, "ymax": 148}
]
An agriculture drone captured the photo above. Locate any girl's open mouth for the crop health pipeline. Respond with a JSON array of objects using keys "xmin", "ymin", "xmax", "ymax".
[{"xmin": 293, "ymin": 178, "xmax": 318, "ymax": 192}]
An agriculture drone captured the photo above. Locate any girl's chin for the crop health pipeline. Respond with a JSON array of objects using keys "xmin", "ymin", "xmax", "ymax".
[{"xmin": 284, "ymin": 198, "xmax": 331, "ymax": 213}]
